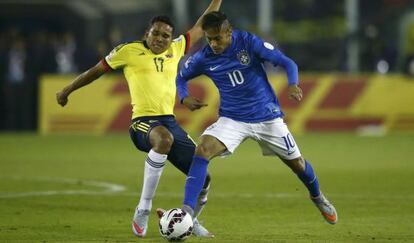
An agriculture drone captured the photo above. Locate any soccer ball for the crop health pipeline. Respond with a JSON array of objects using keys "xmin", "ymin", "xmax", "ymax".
[{"xmin": 159, "ymin": 208, "xmax": 193, "ymax": 241}]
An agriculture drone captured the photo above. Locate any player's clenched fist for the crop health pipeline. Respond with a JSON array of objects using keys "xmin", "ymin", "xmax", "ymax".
[
  {"xmin": 182, "ymin": 96, "xmax": 208, "ymax": 111},
  {"xmin": 288, "ymin": 85, "xmax": 303, "ymax": 101},
  {"xmin": 56, "ymin": 90, "xmax": 69, "ymax": 107}
]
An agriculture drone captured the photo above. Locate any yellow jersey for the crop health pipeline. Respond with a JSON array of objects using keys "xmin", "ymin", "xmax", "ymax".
[{"xmin": 104, "ymin": 35, "xmax": 188, "ymax": 119}]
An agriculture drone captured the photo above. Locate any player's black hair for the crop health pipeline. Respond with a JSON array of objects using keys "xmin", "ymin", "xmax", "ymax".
[
  {"xmin": 201, "ymin": 11, "xmax": 229, "ymax": 31},
  {"xmin": 149, "ymin": 15, "xmax": 175, "ymax": 32}
]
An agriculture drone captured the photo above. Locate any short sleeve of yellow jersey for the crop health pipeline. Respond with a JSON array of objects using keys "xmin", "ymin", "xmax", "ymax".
[
  {"xmin": 105, "ymin": 43, "xmax": 129, "ymax": 70},
  {"xmin": 172, "ymin": 34, "xmax": 188, "ymax": 58}
]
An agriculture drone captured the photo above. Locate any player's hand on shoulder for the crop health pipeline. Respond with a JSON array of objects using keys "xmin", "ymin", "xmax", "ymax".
[
  {"xmin": 182, "ymin": 96, "xmax": 208, "ymax": 111},
  {"xmin": 287, "ymin": 84, "xmax": 303, "ymax": 101},
  {"xmin": 56, "ymin": 90, "xmax": 69, "ymax": 107}
]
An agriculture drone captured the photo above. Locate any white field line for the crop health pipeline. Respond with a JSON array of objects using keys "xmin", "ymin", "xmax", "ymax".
[
  {"xmin": 0, "ymin": 176, "xmax": 413, "ymax": 200},
  {"xmin": 0, "ymin": 176, "xmax": 125, "ymax": 198}
]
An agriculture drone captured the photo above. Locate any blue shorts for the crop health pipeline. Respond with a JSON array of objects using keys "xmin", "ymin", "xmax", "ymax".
[{"xmin": 129, "ymin": 115, "xmax": 196, "ymax": 175}]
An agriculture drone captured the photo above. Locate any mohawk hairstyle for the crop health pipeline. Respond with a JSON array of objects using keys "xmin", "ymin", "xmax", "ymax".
[
  {"xmin": 149, "ymin": 15, "xmax": 175, "ymax": 32},
  {"xmin": 201, "ymin": 11, "xmax": 229, "ymax": 31}
]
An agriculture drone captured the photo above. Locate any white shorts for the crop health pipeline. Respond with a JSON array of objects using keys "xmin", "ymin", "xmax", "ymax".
[{"xmin": 202, "ymin": 117, "xmax": 302, "ymax": 160}]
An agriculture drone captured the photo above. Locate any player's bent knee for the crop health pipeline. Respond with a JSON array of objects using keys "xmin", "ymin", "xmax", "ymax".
[
  {"xmin": 161, "ymin": 135, "xmax": 174, "ymax": 147},
  {"xmin": 195, "ymin": 140, "xmax": 225, "ymax": 160},
  {"xmin": 194, "ymin": 143, "xmax": 214, "ymax": 159},
  {"xmin": 156, "ymin": 136, "xmax": 174, "ymax": 152},
  {"xmin": 151, "ymin": 128, "xmax": 174, "ymax": 154},
  {"xmin": 285, "ymin": 156, "xmax": 305, "ymax": 173}
]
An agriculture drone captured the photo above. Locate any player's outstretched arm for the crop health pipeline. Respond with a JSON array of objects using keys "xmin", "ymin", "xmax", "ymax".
[
  {"xmin": 250, "ymin": 35, "xmax": 303, "ymax": 101},
  {"xmin": 56, "ymin": 61, "xmax": 108, "ymax": 107},
  {"xmin": 277, "ymin": 56, "xmax": 302, "ymax": 101},
  {"xmin": 186, "ymin": 0, "xmax": 222, "ymax": 49},
  {"xmin": 176, "ymin": 66, "xmax": 207, "ymax": 111}
]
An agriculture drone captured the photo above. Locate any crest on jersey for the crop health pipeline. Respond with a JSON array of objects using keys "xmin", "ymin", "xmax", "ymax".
[{"xmin": 237, "ymin": 50, "xmax": 250, "ymax": 65}]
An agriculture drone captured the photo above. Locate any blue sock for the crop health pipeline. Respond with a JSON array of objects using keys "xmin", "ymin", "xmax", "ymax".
[
  {"xmin": 183, "ymin": 156, "xmax": 209, "ymax": 210},
  {"xmin": 297, "ymin": 160, "xmax": 320, "ymax": 197}
]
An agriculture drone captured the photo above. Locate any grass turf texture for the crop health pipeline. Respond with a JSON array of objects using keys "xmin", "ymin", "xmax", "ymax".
[{"xmin": 0, "ymin": 133, "xmax": 413, "ymax": 242}]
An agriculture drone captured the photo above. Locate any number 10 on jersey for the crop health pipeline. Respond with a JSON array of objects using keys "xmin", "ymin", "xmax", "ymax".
[{"xmin": 227, "ymin": 70, "xmax": 244, "ymax": 87}]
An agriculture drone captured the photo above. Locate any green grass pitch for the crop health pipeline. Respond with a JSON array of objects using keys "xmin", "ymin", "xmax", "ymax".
[{"xmin": 0, "ymin": 133, "xmax": 413, "ymax": 242}]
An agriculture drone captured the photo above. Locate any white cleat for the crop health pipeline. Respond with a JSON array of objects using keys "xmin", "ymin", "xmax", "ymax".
[
  {"xmin": 132, "ymin": 209, "xmax": 150, "ymax": 237},
  {"xmin": 311, "ymin": 193, "xmax": 338, "ymax": 224},
  {"xmin": 193, "ymin": 218, "xmax": 214, "ymax": 238}
]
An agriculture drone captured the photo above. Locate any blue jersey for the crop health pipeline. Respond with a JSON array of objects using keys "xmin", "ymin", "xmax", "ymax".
[{"xmin": 176, "ymin": 30, "xmax": 299, "ymax": 123}]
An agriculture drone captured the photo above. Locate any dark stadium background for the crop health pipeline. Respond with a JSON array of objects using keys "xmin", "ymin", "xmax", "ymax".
[{"xmin": 1, "ymin": 0, "xmax": 413, "ymax": 131}]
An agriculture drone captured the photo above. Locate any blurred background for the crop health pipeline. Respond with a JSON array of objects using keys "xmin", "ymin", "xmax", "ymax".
[
  {"xmin": 2, "ymin": 2, "xmax": 414, "ymax": 242},
  {"xmin": 0, "ymin": 0, "xmax": 413, "ymax": 134}
]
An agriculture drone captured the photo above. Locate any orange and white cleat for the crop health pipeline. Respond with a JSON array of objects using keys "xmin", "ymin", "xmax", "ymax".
[
  {"xmin": 132, "ymin": 209, "xmax": 150, "ymax": 237},
  {"xmin": 311, "ymin": 193, "xmax": 338, "ymax": 224}
]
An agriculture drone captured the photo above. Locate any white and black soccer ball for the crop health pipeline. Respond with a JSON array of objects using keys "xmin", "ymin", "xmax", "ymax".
[{"xmin": 159, "ymin": 208, "xmax": 193, "ymax": 241}]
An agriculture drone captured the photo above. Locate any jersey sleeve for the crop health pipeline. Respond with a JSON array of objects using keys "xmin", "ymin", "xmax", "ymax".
[
  {"xmin": 105, "ymin": 43, "xmax": 129, "ymax": 70},
  {"xmin": 176, "ymin": 54, "xmax": 203, "ymax": 100},
  {"xmin": 251, "ymin": 34, "xmax": 299, "ymax": 85},
  {"xmin": 172, "ymin": 34, "xmax": 189, "ymax": 58}
]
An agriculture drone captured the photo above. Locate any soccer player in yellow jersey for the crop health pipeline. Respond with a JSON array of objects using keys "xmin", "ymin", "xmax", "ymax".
[{"xmin": 56, "ymin": 0, "xmax": 222, "ymax": 238}]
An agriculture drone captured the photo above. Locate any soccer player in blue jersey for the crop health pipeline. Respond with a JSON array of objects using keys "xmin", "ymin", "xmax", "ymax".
[{"xmin": 167, "ymin": 11, "xmax": 338, "ymax": 227}]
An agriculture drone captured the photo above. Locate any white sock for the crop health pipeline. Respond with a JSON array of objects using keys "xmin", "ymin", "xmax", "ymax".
[{"xmin": 137, "ymin": 149, "xmax": 167, "ymax": 211}]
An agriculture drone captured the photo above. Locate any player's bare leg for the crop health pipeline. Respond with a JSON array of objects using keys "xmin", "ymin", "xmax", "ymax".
[
  {"xmin": 282, "ymin": 156, "xmax": 338, "ymax": 224},
  {"xmin": 132, "ymin": 126, "xmax": 173, "ymax": 237}
]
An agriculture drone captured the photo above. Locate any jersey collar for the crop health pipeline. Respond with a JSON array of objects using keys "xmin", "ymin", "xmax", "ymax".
[
  {"xmin": 143, "ymin": 40, "xmax": 150, "ymax": 50},
  {"xmin": 143, "ymin": 40, "xmax": 170, "ymax": 56}
]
